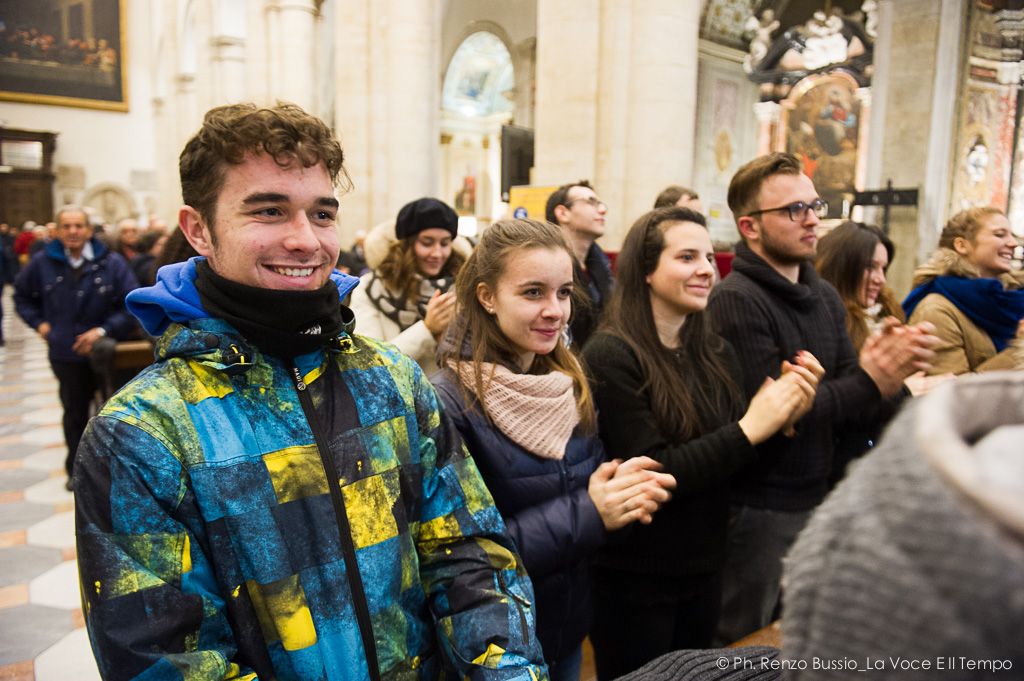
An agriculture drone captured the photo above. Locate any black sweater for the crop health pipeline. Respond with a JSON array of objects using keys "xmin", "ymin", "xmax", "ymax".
[
  {"xmin": 707, "ymin": 242, "xmax": 883, "ymax": 511},
  {"xmin": 582, "ymin": 332, "xmax": 755, "ymax": 576}
]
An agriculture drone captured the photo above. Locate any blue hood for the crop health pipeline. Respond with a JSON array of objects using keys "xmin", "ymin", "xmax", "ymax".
[{"xmin": 126, "ymin": 257, "xmax": 360, "ymax": 337}]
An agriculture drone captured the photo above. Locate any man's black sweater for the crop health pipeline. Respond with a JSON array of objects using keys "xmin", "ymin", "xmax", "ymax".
[{"xmin": 707, "ymin": 242, "xmax": 882, "ymax": 511}]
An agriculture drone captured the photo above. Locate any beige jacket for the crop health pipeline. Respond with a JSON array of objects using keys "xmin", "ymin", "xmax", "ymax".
[
  {"xmin": 907, "ymin": 248, "xmax": 1024, "ymax": 375},
  {"xmin": 347, "ymin": 219, "xmax": 473, "ymax": 374}
]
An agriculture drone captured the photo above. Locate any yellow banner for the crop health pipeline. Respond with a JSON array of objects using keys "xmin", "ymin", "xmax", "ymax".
[{"xmin": 507, "ymin": 185, "xmax": 559, "ymax": 222}]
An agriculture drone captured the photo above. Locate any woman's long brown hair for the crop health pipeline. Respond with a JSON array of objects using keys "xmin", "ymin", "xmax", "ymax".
[
  {"xmin": 815, "ymin": 221, "xmax": 903, "ymax": 351},
  {"xmin": 376, "ymin": 237, "xmax": 465, "ymax": 303},
  {"xmin": 597, "ymin": 206, "xmax": 742, "ymax": 440}
]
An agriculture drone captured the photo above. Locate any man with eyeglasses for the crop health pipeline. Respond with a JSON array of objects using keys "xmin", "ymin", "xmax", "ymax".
[
  {"xmin": 707, "ymin": 152, "xmax": 937, "ymax": 645},
  {"xmin": 545, "ymin": 180, "xmax": 613, "ymax": 348}
]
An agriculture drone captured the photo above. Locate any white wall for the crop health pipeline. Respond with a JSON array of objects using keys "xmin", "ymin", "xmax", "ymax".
[{"xmin": 0, "ymin": 1, "xmax": 159, "ymax": 222}]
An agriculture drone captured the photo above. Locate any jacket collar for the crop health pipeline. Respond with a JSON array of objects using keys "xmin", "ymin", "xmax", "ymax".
[
  {"xmin": 127, "ymin": 256, "xmax": 360, "ymax": 337},
  {"xmin": 44, "ymin": 236, "xmax": 108, "ymax": 264}
]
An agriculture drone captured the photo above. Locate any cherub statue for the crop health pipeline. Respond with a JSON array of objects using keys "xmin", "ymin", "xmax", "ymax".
[
  {"xmin": 862, "ymin": 0, "xmax": 879, "ymax": 38},
  {"xmin": 744, "ymin": 9, "xmax": 780, "ymax": 73}
]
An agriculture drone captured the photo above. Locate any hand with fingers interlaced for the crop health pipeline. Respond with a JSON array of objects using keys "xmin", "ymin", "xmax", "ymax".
[{"xmin": 587, "ymin": 455, "xmax": 677, "ymax": 531}]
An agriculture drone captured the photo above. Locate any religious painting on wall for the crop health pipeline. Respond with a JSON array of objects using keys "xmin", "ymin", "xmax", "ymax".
[
  {"xmin": 779, "ymin": 72, "xmax": 863, "ymax": 219},
  {"xmin": 0, "ymin": 0, "xmax": 127, "ymax": 111}
]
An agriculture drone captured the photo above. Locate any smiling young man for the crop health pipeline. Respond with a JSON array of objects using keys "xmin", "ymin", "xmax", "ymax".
[
  {"xmin": 545, "ymin": 180, "xmax": 613, "ymax": 348},
  {"xmin": 14, "ymin": 205, "xmax": 139, "ymax": 489},
  {"xmin": 707, "ymin": 152, "xmax": 937, "ymax": 645},
  {"xmin": 73, "ymin": 103, "xmax": 547, "ymax": 681}
]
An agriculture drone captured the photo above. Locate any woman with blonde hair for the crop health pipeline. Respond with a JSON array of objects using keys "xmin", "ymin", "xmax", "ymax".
[
  {"xmin": 903, "ymin": 206, "xmax": 1024, "ymax": 374},
  {"xmin": 432, "ymin": 218, "xmax": 675, "ymax": 681},
  {"xmin": 348, "ymin": 198, "xmax": 466, "ymax": 371}
]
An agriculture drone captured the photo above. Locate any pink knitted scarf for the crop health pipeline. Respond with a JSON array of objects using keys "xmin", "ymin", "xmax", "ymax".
[{"xmin": 450, "ymin": 361, "xmax": 580, "ymax": 460}]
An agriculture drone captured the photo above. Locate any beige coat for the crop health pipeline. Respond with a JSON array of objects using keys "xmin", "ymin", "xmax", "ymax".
[
  {"xmin": 907, "ymin": 248, "xmax": 1024, "ymax": 375},
  {"xmin": 347, "ymin": 219, "xmax": 473, "ymax": 374}
]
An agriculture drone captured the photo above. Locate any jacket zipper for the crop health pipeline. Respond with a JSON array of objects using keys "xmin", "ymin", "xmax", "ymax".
[
  {"xmin": 291, "ymin": 364, "xmax": 382, "ymax": 681},
  {"xmin": 555, "ymin": 460, "xmax": 573, "ymax": 660}
]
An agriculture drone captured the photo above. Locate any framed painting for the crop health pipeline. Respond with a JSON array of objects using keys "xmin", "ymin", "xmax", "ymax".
[
  {"xmin": 0, "ymin": 0, "xmax": 127, "ymax": 111},
  {"xmin": 778, "ymin": 72, "xmax": 865, "ymax": 219}
]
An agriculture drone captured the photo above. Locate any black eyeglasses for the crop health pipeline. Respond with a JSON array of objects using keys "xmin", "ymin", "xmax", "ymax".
[
  {"xmin": 747, "ymin": 199, "xmax": 828, "ymax": 222},
  {"xmin": 565, "ymin": 196, "xmax": 607, "ymax": 210}
]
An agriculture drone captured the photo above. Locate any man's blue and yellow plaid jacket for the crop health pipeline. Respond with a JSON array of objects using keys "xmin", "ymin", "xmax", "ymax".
[{"xmin": 74, "ymin": 259, "xmax": 548, "ymax": 681}]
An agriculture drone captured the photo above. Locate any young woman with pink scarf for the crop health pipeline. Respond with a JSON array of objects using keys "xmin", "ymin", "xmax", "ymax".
[{"xmin": 432, "ymin": 218, "xmax": 675, "ymax": 681}]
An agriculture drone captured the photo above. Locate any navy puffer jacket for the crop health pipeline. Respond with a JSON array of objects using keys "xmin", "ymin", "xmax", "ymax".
[
  {"xmin": 432, "ymin": 368, "xmax": 606, "ymax": 664},
  {"xmin": 14, "ymin": 238, "xmax": 139, "ymax": 362}
]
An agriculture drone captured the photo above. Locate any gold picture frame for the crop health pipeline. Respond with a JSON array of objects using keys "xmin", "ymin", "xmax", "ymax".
[{"xmin": 0, "ymin": 0, "xmax": 128, "ymax": 112}]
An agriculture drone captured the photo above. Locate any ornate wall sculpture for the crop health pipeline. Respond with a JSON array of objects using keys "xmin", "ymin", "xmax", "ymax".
[{"xmin": 741, "ymin": 3, "xmax": 875, "ymax": 221}]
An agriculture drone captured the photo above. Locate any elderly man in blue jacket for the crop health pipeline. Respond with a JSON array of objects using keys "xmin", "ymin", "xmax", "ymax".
[{"xmin": 14, "ymin": 206, "xmax": 138, "ymax": 488}]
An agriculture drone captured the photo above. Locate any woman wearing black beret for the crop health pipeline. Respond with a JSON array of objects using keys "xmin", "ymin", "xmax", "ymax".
[{"xmin": 349, "ymin": 197, "xmax": 466, "ymax": 371}]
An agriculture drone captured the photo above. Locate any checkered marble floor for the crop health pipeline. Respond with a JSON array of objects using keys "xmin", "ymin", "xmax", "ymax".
[{"xmin": 0, "ymin": 289, "xmax": 101, "ymax": 681}]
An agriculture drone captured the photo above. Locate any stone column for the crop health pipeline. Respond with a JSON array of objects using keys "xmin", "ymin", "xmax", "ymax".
[
  {"xmin": 533, "ymin": 0, "xmax": 601, "ymax": 185},
  {"xmin": 209, "ymin": 36, "xmax": 246, "ymax": 104},
  {"xmin": 534, "ymin": 0, "xmax": 699, "ymax": 248},
  {"xmin": 868, "ymin": 0, "xmax": 966, "ymax": 298},
  {"xmin": 271, "ymin": 0, "xmax": 318, "ymax": 110},
  {"xmin": 175, "ymin": 73, "xmax": 199, "ymax": 148},
  {"xmin": 334, "ymin": 0, "xmax": 441, "ymax": 239},
  {"xmin": 209, "ymin": 0, "xmax": 247, "ymax": 106}
]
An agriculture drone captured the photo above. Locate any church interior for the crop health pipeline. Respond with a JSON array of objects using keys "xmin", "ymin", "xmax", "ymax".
[{"xmin": 1, "ymin": 0, "xmax": 1023, "ymax": 679}]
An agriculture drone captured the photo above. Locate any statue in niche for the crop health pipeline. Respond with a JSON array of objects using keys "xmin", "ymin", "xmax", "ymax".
[
  {"xmin": 791, "ymin": 11, "xmax": 851, "ymax": 71},
  {"xmin": 861, "ymin": 1, "xmax": 879, "ymax": 39},
  {"xmin": 966, "ymin": 136, "xmax": 990, "ymax": 186},
  {"xmin": 744, "ymin": 10, "xmax": 780, "ymax": 74}
]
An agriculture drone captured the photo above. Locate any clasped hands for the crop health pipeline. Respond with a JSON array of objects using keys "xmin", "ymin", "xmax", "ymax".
[
  {"xmin": 859, "ymin": 317, "xmax": 938, "ymax": 397},
  {"xmin": 588, "ymin": 456, "xmax": 676, "ymax": 531}
]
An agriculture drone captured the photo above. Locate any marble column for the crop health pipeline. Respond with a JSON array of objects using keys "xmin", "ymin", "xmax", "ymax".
[{"xmin": 534, "ymin": 0, "xmax": 700, "ymax": 248}]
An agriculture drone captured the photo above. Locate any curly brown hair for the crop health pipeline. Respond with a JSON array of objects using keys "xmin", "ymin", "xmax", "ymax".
[{"xmin": 179, "ymin": 103, "xmax": 350, "ymax": 237}]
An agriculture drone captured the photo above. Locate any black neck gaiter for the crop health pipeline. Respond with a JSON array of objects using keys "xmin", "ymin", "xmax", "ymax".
[{"xmin": 194, "ymin": 260, "xmax": 344, "ymax": 359}]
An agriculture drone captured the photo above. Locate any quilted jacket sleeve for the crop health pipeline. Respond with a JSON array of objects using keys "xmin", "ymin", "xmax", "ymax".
[
  {"xmin": 75, "ymin": 415, "xmax": 258, "ymax": 681},
  {"xmin": 410, "ymin": 368, "xmax": 549, "ymax": 680},
  {"xmin": 432, "ymin": 376, "xmax": 605, "ymax": 579}
]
